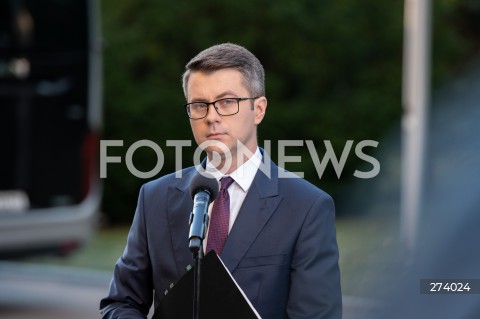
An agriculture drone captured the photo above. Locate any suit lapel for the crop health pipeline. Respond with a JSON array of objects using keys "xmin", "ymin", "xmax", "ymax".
[
  {"xmin": 166, "ymin": 156, "xmax": 282, "ymax": 275},
  {"xmin": 166, "ymin": 168, "xmax": 196, "ymax": 276},
  {"xmin": 220, "ymin": 158, "xmax": 282, "ymax": 273}
]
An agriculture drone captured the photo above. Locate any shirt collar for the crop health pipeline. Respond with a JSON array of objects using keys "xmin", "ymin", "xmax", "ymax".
[{"xmin": 205, "ymin": 147, "xmax": 261, "ymax": 193}]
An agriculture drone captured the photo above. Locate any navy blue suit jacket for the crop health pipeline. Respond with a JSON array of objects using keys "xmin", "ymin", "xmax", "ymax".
[{"xmin": 100, "ymin": 155, "xmax": 342, "ymax": 319}]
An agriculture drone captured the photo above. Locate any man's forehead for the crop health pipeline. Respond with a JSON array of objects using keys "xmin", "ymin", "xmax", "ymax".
[{"xmin": 187, "ymin": 69, "xmax": 249, "ymax": 98}]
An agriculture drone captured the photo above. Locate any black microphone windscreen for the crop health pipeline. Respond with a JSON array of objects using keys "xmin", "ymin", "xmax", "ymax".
[{"xmin": 189, "ymin": 172, "xmax": 219, "ymax": 202}]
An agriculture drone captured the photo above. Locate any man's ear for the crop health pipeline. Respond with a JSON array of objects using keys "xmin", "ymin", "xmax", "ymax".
[{"xmin": 254, "ymin": 96, "xmax": 267, "ymax": 125}]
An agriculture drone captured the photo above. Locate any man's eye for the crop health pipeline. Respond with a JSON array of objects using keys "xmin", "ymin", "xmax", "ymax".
[
  {"xmin": 191, "ymin": 103, "xmax": 206, "ymax": 109},
  {"xmin": 218, "ymin": 99, "xmax": 236, "ymax": 107}
]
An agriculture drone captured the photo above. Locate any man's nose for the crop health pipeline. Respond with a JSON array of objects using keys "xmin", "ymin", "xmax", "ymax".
[{"xmin": 204, "ymin": 103, "xmax": 221, "ymax": 122}]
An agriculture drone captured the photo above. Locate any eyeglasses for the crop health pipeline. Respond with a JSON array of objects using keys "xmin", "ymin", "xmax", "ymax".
[{"xmin": 184, "ymin": 97, "xmax": 259, "ymax": 119}]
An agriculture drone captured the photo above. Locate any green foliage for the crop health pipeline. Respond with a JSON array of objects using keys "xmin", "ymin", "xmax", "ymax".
[{"xmin": 100, "ymin": 0, "xmax": 476, "ymax": 223}]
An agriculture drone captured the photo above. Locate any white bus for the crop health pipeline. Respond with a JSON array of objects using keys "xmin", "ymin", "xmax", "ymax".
[{"xmin": 0, "ymin": 0, "xmax": 102, "ymax": 258}]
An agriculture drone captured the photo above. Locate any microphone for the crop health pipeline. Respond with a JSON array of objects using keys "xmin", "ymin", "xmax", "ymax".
[{"xmin": 188, "ymin": 172, "xmax": 219, "ymax": 254}]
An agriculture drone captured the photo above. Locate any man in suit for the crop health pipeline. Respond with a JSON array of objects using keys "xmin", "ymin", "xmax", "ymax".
[{"xmin": 100, "ymin": 43, "xmax": 342, "ymax": 319}]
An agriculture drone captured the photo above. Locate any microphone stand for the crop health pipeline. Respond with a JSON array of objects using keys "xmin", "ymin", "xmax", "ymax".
[
  {"xmin": 192, "ymin": 244, "xmax": 203, "ymax": 319},
  {"xmin": 188, "ymin": 175, "xmax": 218, "ymax": 319},
  {"xmin": 189, "ymin": 209, "xmax": 209, "ymax": 319}
]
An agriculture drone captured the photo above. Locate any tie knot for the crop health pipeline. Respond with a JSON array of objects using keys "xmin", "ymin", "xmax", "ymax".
[{"xmin": 220, "ymin": 176, "xmax": 234, "ymax": 190}]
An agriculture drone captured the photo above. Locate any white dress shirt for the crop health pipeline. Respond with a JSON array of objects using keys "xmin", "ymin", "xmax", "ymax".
[{"xmin": 203, "ymin": 147, "xmax": 262, "ymax": 250}]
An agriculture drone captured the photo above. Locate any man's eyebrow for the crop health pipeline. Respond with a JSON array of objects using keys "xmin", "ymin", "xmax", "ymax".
[
  {"xmin": 189, "ymin": 91, "xmax": 239, "ymax": 102},
  {"xmin": 215, "ymin": 91, "xmax": 239, "ymax": 99}
]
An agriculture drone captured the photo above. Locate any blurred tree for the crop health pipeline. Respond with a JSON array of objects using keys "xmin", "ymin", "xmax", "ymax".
[{"xmin": 100, "ymin": 0, "xmax": 478, "ymax": 223}]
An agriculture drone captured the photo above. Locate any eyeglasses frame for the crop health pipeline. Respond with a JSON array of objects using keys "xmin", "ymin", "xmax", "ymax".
[{"xmin": 184, "ymin": 97, "xmax": 260, "ymax": 119}]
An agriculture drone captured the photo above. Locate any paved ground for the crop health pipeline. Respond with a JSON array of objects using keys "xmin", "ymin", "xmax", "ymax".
[{"xmin": 0, "ymin": 261, "xmax": 111, "ymax": 319}]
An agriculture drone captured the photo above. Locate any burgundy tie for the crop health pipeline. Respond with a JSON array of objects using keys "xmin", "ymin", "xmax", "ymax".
[{"xmin": 206, "ymin": 176, "xmax": 235, "ymax": 254}]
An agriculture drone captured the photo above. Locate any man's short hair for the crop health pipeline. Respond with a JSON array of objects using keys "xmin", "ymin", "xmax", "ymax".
[{"xmin": 182, "ymin": 43, "xmax": 265, "ymax": 98}]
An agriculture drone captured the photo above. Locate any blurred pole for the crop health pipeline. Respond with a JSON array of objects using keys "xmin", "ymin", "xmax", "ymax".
[{"xmin": 401, "ymin": 0, "xmax": 431, "ymax": 256}]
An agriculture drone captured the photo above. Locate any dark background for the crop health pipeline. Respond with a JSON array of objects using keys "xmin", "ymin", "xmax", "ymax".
[{"xmin": 99, "ymin": 0, "xmax": 480, "ymax": 224}]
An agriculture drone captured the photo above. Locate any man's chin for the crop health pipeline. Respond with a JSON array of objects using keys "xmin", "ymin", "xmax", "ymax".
[
  {"xmin": 200, "ymin": 140, "xmax": 229, "ymax": 154},
  {"xmin": 205, "ymin": 146, "xmax": 232, "ymax": 160}
]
